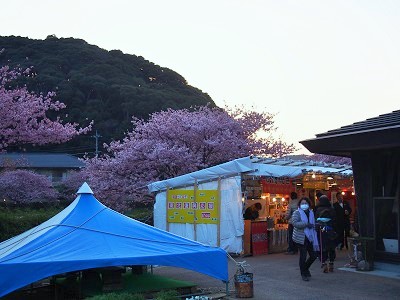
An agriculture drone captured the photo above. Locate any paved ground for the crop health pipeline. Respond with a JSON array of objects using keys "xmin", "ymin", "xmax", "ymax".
[{"xmin": 154, "ymin": 250, "xmax": 400, "ymax": 299}]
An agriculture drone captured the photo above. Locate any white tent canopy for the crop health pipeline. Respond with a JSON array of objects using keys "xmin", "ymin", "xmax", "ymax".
[
  {"xmin": 148, "ymin": 156, "xmax": 254, "ymax": 192},
  {"xmin": 148, "ymin": 156, "xmax": 353, "ymax": 193},
  {"xmin": 153, "ymin": 176, "xmax": 244, "ymax": 253},
  {"xmin": 248, "ymin": 163, "xmax": 353, "ymax": 178},
  {"xmin": 149, "ymin": 157, "xmax": 353, "ymax": 254}
]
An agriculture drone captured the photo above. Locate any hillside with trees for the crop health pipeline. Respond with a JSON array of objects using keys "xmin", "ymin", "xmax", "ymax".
[{"xmin": 0, "ymin": 35, "xmax": 215, "ymax": 155}]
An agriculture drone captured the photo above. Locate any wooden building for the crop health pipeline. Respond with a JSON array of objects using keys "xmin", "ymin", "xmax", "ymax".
[{"xmin": 301, "ymin": 110, "xmax": 400, "ymax": 262}]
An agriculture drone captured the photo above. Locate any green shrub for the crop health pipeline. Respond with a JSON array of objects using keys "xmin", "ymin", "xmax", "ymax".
[
  {"xmin": 155, "ymin": 290, "xmax": 180, "ymax": 300},
  {"xmin": 86, "ymin": 289, "xmax": 180, "ymax": 300},
  {"xmin": 87, "ymin": 292, "xmax": 145, "ymax": 300},
  {"xmin": 0, "ymin": 204, "xmax": 154, "ymax": 242},
  {"xmin": 0, "ymin": 206, "xmax": 62, "ymax": 241},
  {"xmin": 125, "ymin": 206, "xmax": 153, "ymax": 224}
]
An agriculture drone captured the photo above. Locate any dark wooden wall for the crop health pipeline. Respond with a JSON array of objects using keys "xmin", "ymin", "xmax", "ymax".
[
  {"xmin": 352, "ymin": 151, "xmax": 374, "ymax": 237},
  {"xmin": 352, "ymin": 149, "xmax": 400, "ymax": 261}
]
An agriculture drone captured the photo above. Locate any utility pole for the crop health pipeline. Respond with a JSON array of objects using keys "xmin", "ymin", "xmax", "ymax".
[{"xmin": 91, "ymin": 130, "xmax": 102, "ymax": 156}]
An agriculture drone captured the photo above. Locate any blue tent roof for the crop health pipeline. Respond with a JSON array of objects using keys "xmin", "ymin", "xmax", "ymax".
[{"xmin": 0, "ymin": 183, "xmax": 228, "ymax": 297}]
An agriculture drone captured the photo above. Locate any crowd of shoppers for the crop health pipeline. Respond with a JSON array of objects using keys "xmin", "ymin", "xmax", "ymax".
[{"xmin": 291, "ymin": 191, "xmax": 353, "ymax": 281}]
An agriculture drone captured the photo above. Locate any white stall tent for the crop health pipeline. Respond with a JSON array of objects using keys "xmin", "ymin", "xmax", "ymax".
[
  {"xmin": 151, "ymin": 157, "xmax": 254, "ymax": 254},
  {"xmin": 148, "ymin": 157, "xmax": 254, "ymax": 192},
  {"xmin": 154, "ymin": 176, "xmax": 245, "ymax": 253},
  {"xmin": 247, "ymin": 157, "xmax": 353, "ymax": 177},
  {"xmin": 149, "ymin": 156, "xmax": 353, "ymax": 254}
]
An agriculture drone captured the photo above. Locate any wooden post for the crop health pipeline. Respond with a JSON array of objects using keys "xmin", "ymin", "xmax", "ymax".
[
  {"xmin": 194, "ymin": 181, "xmax": 198, "ymax": 241},
  {"xmin": 166, "ymin": 188, "xmax": 170, "ymax": 232},
  {"xmin": 244, "ymin": 220, "xmax": 252, "ymax": 255},
  {"xmin": 217, "ymin": 177, "xmax": 221, "ymax": 247}
]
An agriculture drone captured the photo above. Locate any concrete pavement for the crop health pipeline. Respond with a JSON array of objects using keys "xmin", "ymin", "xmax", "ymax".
[{"xmin": 153, "ymin": 250, "xmax": 400, "ymax": 299}]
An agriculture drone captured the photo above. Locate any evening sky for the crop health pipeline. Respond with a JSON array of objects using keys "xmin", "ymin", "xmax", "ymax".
[{"xmin": 2, "ymin": 0, "xmax": 399, "ymax": 154}]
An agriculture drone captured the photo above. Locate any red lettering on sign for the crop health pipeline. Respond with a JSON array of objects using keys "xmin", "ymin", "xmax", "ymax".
[
  {"xmin": 261, "ymin": 177, "xmax": 294, "ymax": 194},
  {"xmin": 201, "ymin": 212, "xmax": 211, "ymax": 218}
]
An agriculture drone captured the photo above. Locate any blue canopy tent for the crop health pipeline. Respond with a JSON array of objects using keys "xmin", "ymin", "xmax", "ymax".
[{"xmin": 0, "ymin": 183, "xmax": 228, "ymax": 297}]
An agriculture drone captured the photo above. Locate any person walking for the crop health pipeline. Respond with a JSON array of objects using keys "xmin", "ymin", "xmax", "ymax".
[
  {"xmin": 315, "ymin": 191, "xmax": 325, "ymax": 208},
  {"xmin": 333, "ymin": 192, "xmax": 352, "ymax": 250},
  {"xmin": 285, "ymin": 192, "xmax": 299, "ymax": 254},
  {"xmin": 292, "ymin": 197, "xmax": 319, "ymax": 281},
  {"xmin": 315, "ymin": 195, "xmax": 337, "ymax": 273}
]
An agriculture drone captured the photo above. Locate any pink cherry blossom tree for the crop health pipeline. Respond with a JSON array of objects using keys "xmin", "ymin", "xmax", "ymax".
[
  {"xmin": 0, "ymin": 66, "xmax": 91, "ymax": 150},
  {"xmin": 58, "ymin": 170, "xmax": 90, "ymax": 202},
  {"xmin": 83, "ymin": 106, "xmax": 296, "ymax": 210},
  {"xmin": 0, "ymin": 170, "xmax": 58, "ymax": 203},
  {"xmin": 308, "ymin": 153, "xmax": 352, "ymax": 165}
]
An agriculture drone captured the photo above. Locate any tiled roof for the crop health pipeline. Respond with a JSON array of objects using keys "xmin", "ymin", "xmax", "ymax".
[
  {"xmin": 315, "ymin": 110, "xmax": 400, "ymax": 138},
  {"xmin": 0, "ymin": 153, "xmax": 85, "ymax": 168}
]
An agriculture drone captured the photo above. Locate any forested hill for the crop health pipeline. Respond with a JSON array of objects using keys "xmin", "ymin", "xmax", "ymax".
[{"xmin": 0, "ymin": 35, "xmax": 215, "ymax": 155}]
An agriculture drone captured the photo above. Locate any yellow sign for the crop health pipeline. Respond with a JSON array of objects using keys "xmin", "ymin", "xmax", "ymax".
[
  {"xmin": 196, "ymin": 190, "xmax": 219, "ymax": 224},
  {"xmin": 167, "ymin": 189, "xmax": 219, "ymax": 224}
]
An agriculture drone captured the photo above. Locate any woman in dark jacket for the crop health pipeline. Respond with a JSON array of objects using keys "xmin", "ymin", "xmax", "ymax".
[
  {"xmin": 315, "ymin": 195, "xmax": 337, "ymax": 272},
  {"xmin": 333, "ymin": 192, "xmax": 352, "ymax": 250}
]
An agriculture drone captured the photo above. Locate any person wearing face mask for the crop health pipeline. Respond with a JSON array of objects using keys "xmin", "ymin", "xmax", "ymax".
[{"xmin": 292, "ymin": 197, "xmax": 319, "ymax": 281}]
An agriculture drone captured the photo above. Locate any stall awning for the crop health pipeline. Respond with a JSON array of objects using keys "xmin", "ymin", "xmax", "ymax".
[
  {"xmin": 148, "ymin": 156, "xmax": 254, "ymax": 192},
  {"xmin": 247, "ymin": 164, "xmax": 304, "ymax": 178},
  {"xmin": 148, "ymin": 156, "xmax": 352, "ymax": 194},
  {"xmin": 248, "ymin": 162, "xmax": 352, "ymax": 178}
]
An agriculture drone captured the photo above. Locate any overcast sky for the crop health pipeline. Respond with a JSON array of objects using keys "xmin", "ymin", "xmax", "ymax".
[{"xmin": 2, "ymin": 0, "xmax": 399, "ymax": 154}]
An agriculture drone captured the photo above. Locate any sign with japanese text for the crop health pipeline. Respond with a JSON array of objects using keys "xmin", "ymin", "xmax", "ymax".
[
  {"xmin": 167, "ymin": 189, "xmax": 219, "ymax": 224},
  {"xmin": 261, "ymin": 177, "xmax": 294, "ymax": 194},
  {"xmin": 303, "ymin": 181, "xmax": 329, "ymax": 190}
]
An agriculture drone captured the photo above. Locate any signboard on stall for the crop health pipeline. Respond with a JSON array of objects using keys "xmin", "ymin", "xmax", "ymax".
[
  {"xmin": 167, "ymin": 189, "xmax": 219, "ymax": 224},
  {"xmin": 261, "ymin": 177, "xmax": 294, "ymax": 194},
  {"xmin": 303, "ymin": 181, "xmax": 329, "ymax": 189}
]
